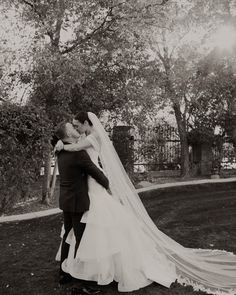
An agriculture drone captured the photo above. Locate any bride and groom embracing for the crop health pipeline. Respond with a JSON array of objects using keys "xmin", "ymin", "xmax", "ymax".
[{"xmin": 54, "ymin": 111, "xmax": 236, "ymax": 295}]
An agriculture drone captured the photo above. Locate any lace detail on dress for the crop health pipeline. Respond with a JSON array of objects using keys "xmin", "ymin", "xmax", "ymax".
[{"xmin": 177, "ymin": 275, "xmax": 236, "ymax": 295}]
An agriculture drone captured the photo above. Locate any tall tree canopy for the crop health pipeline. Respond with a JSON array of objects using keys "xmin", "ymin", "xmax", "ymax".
[{"xmin": 2, "ymin": 0, "xmax": 236, "ymax": 182}]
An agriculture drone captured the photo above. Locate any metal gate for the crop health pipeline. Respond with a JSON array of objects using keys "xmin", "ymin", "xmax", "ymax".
[{"xmin": 133, "ymin": 124, "xmax": 181, "ymax": 172}]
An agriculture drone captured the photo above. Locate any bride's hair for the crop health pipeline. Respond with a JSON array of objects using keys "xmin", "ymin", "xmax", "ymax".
[
  {"xmin": 55, "ymin": 122, "xmax": 67, "ymax": 140},
  {"xmin": 75, "ymin": 111, "xmax": 93, "ymax": 126}
]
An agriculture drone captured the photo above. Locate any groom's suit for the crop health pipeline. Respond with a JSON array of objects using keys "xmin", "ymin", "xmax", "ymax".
[{"xmin": 57, "ymin": 146, "xmax": 109, "ymax": 273}]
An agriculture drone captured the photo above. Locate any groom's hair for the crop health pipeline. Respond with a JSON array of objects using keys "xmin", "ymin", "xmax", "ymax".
[
  {"xmin": 55, "ymin": 122, "xmax": 68, "ymax": 140},
  {"xmin": 74, "ymin": 111, "xmax": 93, "ymax": 126}
]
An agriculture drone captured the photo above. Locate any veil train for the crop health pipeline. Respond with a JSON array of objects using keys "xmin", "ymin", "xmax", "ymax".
[{"xmin": 88, "ymin": 111, "xmax": 236, "ymax": 295}]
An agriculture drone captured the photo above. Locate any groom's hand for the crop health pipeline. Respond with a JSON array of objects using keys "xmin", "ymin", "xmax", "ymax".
[{"xmin": 54, "ymin": 140, "xmax": 64, "ymax": 153}]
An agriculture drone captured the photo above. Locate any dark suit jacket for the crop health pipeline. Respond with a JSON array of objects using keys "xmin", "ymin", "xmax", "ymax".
[{"xmin": 57, "ymin": 149, "xmax": 109, "ymax": 213}]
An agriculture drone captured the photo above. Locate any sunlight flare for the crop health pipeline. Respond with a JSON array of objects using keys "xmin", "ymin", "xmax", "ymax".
[{"xmin": 212, "ymin": 25, "xmax": 236, "ymax": 50}]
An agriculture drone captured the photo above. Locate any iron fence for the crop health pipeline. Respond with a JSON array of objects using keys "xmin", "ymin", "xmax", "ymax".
[
  {"xmin": 112, "ymin": 124, "xmax": 236, "ymax": 174},
  {"xmin": 132, "ymin": 124, "xmax": 181, "ymax": 172}
]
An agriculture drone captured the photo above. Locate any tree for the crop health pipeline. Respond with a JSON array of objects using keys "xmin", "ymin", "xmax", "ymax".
[
  {"xmin": 126, "ymin": 0, "xmax": 236, "ymax": 177},
  {"xmin": 132, "ymin": 1, "xmax": 198, "ymax": 177},
  {"xmin": 6, "ymin": 0, "xmax": 236, "ymax": 181},
  {"xmin": 6, "ymin": 0, "xmax": 169, "ymax": 201},
  {"xmin": 14, "ymin": 0, "xmax": 122, "ymax": 203}
]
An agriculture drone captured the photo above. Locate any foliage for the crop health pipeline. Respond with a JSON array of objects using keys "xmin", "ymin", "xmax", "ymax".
[
  {"xmin": 188, "ymin": 51, "xmax": 236, "ymax": 142},
  {"xmin": 0, "ymin": 0, "xmax": 158, "ymax": 122},
  {"xmin": 0, "ymin": 1, "xmax": 36, "ymax": 103},
  {"xmin": 134, "ymin": 0, "xmax": 236, "ymax": 176},
  {"xmin": 30, "ymin": 45, "xmax": 149, "ymax": 119},
  {"xmin": 0, "ymin": 103, "xmax": 52, "ymax": 212},
  {"xmin": 0, "ymin": 0, "xmax": 162, "ymax": 204},
  {"xmin": 2, "ymin": 0, "xmax": 236, "ymax": 183}
]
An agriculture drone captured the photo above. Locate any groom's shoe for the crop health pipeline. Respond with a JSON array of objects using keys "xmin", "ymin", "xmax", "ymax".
[
  {"xmin": 71, "ymin": 288, "xmax": 83, "ymax": 295},
  {"xmin": 71, "ymin": 287, "xmax": 101, "ymax": 295},
  {"xmin": 59, "ymin": 272, "xmax": 73, "ymax": 285},
  {"xmin": 82, "ymin": 287, "xmax": 101, "ymax": 294}
]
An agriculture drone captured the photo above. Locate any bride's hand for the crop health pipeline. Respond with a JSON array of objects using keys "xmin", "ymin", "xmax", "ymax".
[
  {"xmin": 107, "ymin": 187, "xmax": 112, "ymax": 195},
  {"xmin": 54, "ymin": 140, "xmax": 64, "ymax": 153}
]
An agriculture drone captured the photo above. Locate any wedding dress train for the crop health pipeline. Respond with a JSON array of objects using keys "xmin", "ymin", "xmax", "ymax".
[{"xmin": 56, "ymin": 112, "xmax": 236, "ymax": 294}]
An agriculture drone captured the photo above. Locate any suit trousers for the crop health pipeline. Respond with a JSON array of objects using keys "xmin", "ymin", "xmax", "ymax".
[{"xmin": 60, "ymin": 211, "xmax": 86, "ymax": 273}]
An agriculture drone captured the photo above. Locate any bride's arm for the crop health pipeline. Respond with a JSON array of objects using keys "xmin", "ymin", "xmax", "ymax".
[
  {"xmin": 63, "ymin": 139, "xmax": 92, "ymax": 151},
  {"xmin": 55, "ymin": 133, "xmax": 100, "ymax": 152},
  {"xmin": 55, "ymin": 138, "xmax": 92, "ymax": 152}
]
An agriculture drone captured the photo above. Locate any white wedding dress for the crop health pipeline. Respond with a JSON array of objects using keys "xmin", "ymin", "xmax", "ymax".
[
  {"xmin": 56, "ymin": 112, "xmax": 236, "ymax": 294},
  {"xmin": 56, "ymin": 133, "xmax": 177, "ymax": 291}
]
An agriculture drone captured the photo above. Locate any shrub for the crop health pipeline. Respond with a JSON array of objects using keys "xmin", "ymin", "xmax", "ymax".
[{"xmin": 0, "ymin": 103, "xmax": 52, "ymax": 213}]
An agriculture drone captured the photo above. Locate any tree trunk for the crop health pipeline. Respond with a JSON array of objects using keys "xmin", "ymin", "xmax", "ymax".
[
  {"xmin": 41, "ymin": 143, "xmax": 52, "ymax": 205},
  {"xmin": 173, "ymin": 102, "xmax": 190, "ymax": 178},
  {"xmin": 41, "ymin": 3, "xmax": 64, "ymax": 203},
  {"xmin": 160, "ymin": 45, "xmax": 190, "ymax": 178},
  {"xmin": 49, "ymin": 156, "xmax": 58, "ymax": 200}
]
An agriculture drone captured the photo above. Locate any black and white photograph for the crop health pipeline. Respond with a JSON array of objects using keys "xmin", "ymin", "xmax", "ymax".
[{"xmin": 0, "ymin": 1, "xmax": 236, "ymax": 295}]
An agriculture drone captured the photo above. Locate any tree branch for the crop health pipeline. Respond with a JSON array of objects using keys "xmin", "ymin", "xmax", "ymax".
[
  {"xmin": 183, "ymin": 93, "xmax": 190, "ymax": 118},
  {"xmin": 21, "ymin": 0, "xmax": 34, "ymax": 9},
  {"xmin": 160, "ymin": 0, "xmax": 169, "ymax": 5},
  {"xmin": 149, "ymin": 41, "xmax": 168, "ymax": 70},
  {"xmin": 144, "ymin": 0, "xmax": 169, "ymax": 10},
  {"xmin": 20, "ymin": 0, "xmax": 43, "ymax": 18},
  {"xmin": 0, "ymin": 97, "xmax": 7, "ymax": 102},
  {"xmin": 21, "ymin": 0, "xmax": 65, "ymax": 49},
  {"xmin": 52, "ymin": 0, "xmax": 65, "ymax": 48},
  {"xmin": 61, "ymin": 7, "xmax": 113, "ymax": 54},
  {"xmin": 20, "ymin": 84, "xmax": 31, "ymax": 104},
  {"xmin": 169, "ymin": 30, "xmax": 190, "ymax": 59}
]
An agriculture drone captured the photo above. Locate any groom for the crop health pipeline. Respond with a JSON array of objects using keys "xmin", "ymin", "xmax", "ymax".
[{"xmin": 55, "ymin": 122, "xmax": 109, "ymax": 285}]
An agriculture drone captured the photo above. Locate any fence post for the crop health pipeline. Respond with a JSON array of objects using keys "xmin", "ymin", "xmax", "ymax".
[
  {"xmin": 191, "ymin": 143, "xmax": 213, "ymax": 176},
  {"xmin": 200, "ymin": 143, "xmax": 213, "ymax": 176},
  {"xmin": 112, "ymin": 126, "xmax": 134, "ymax": 173}
]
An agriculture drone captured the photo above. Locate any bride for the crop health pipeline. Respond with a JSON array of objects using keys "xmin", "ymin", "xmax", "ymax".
[{"xmin": 55, "ymin": 111, "xmax": 236, "ymax": 294}]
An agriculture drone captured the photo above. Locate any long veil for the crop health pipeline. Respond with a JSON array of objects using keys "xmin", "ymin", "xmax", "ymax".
[{"xmin": 88, "ymin": 112, "xmax": 236, "ymax": 295}]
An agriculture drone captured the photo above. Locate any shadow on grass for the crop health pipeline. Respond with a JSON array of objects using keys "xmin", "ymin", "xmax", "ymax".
[{"xmin": 0, "ymin": 182, "xmax": 236, "ymax": 295}]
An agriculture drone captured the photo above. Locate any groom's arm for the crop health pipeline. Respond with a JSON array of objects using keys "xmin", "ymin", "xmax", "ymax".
[{"xmin": 76, "ymin": 150, "xmax": 109, "ymax": 190}]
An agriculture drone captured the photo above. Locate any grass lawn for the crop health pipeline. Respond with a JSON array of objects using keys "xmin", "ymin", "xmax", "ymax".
[{"xmin": 0, "ymin": 182, "xmax": 236, "ymax": 295}]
